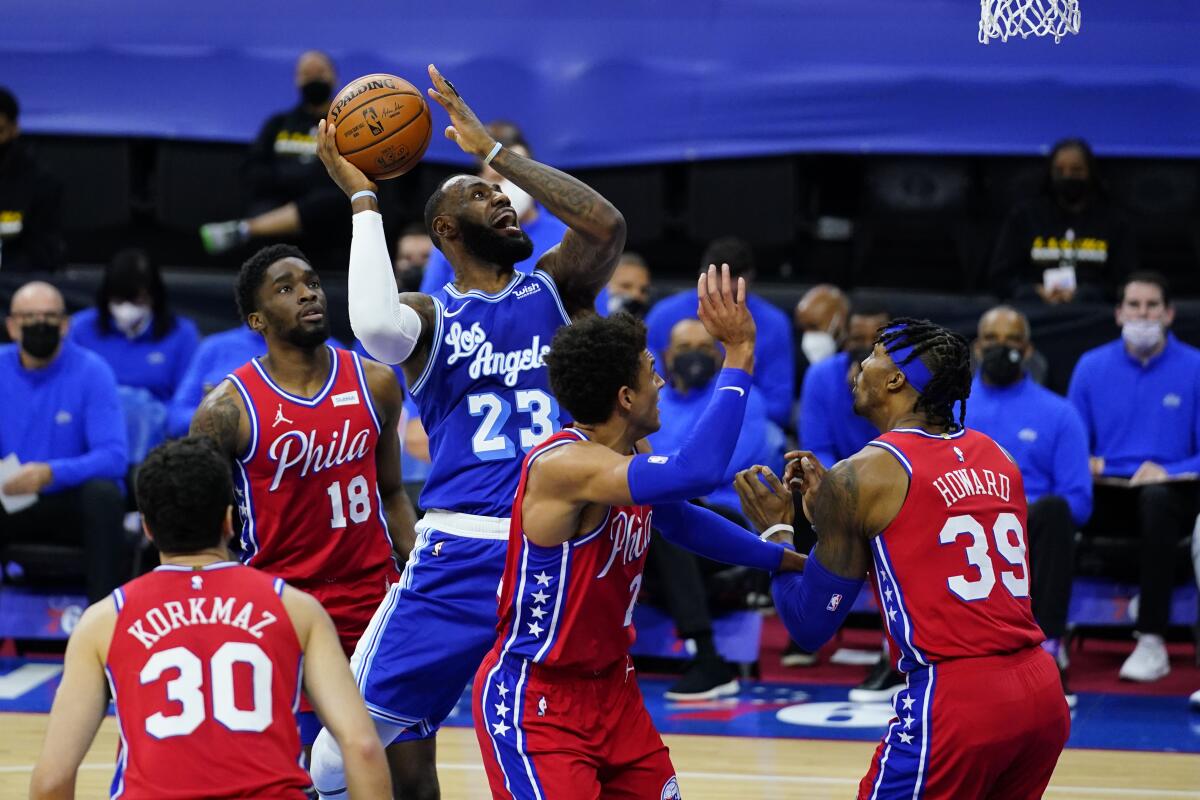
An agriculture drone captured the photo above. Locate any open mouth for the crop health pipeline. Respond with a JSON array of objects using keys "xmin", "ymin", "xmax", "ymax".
[
  {"xmin": 491, "ymin": 207, "xmax": 520, "ymax": 233},
  {"xmin": 300, "ymin": 308, "xmax": 325, "ymax": 323}
]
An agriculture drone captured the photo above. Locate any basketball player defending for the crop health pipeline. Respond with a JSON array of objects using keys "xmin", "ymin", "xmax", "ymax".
[
  {"xmin": 307, "ymin": 65, "xmax": 625, "ymax": 798},
  {"xmin": 474, "ymin": 267, "xmax": 804, "ymax": 799},
  {"xmin": 190, "ymin": 243, "xmax": 414, "ymax": 742},
  {"xmin": 30, "ymin": 438, "xmax": 390, "ymax": 800},
  {"xmin": 734, "ymin": 318, "xmax": 1070, "ymax": 800}
]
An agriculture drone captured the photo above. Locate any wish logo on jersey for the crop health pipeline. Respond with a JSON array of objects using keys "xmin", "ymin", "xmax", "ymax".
[
  {"xmin": 265, "ymin": 419, "xmax": 372, "ymax": 491},
  {"xmin": 444, "ymin": 320, "xmax": 551, "ymax": 388}
]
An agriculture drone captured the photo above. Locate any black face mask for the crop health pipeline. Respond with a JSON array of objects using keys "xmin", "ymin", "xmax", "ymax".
[
  {"xmin": 980, "ymin": 345, "xmax": 1023, "ymax": 386},
  {"xmin": 300, "ymin": 80, "xmax": 333, "ymax": 107},
  {"xmin": 671, "ymin": 350, "xmax": 718, "ymax": 392},
  {"xmin": 397, "ymin": 266, "xmax": 424, "ymax": 293},
  {"xmin": 607, "ymin": 294, "xmax": 649, "ymax": 319},
  {"xmin": 20, "ymin": 321, "xmax": 61, "ymax": 359},
  {"xmin": 1052, "ymin": 176, "xmax": 1089, "ymax": 206}
]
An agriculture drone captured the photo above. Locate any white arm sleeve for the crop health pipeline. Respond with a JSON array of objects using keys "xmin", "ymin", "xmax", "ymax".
[{"xmin": 348, "ymin": 210, "xmax": 424, "ymax": 365}]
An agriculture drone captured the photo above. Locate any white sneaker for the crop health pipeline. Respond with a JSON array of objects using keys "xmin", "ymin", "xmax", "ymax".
[{"xmin": 1119, "ymin": 634, "xmax": 1170, "ymax": 682}]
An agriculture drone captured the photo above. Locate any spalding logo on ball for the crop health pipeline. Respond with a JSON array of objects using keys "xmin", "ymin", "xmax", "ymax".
[{"xmin": 327, "ymin": 73, "xmax": 432, "ymax": 180}]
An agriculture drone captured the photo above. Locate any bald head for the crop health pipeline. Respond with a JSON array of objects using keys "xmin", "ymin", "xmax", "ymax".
[
  {"xmin": 794, "ymin": 284, "xmax": 849, "ymax": 336},
  {"xmin": 295, "ymin": 51, "xmax": 335, "ymax": 86},
  {"xmin": 10, "ymin": 281, "xmax": 64, "ymax": 316},
  {"xmin": 7, "ymin": 281, "xmax": 67, "ymax": 364},
  {"xmin": 977, "ymin": 305, "xmax": 1031, "ymax": 343}
]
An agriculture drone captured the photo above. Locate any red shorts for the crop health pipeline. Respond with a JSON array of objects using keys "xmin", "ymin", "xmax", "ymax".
[
  {"xmin": 473, "ymin": 651, "xmax": 679, "ymax": 800},
  {"xmin": 858, "ymin": 646, "xmax": 1070, "ymax": 800}
]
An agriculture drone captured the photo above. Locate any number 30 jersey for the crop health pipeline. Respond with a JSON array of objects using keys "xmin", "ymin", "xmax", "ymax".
[
  {"xmin": 866, "ymin": 427, "xmax": 1043, "ymax": 673},
  {"xmin": 227, "ymin": 346, "xmax": 397, "ymax": 590},
  {"xmin": 413, "ymin": 270, "xmax": 572, "ymax": 517},
  {"xmin": 105, "ymin": 563, "xmax": 309, "ymax": 800}
]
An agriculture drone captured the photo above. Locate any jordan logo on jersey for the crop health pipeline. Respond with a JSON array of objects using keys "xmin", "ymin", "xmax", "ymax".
[
  {"xmin": 273, "ymin": 404, "xmax": 294, "ymax": 428},
  {"xmin": 444, "ymin": 321, "xmax": 550, "ymax": 388},
  {"xmin": 266, "ymin": 419, "xmax": 371, "ymax": 491}
]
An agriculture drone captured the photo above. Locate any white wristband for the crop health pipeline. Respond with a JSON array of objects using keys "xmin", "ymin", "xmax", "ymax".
[
  {"xmin": 760, "ymin": 523, "xmax": 795, "ymax": 542},
  {"xmin": 482, "ymin": 142, "xmax": 502, "ymax": 166},
  {"xmin": 350, "ymin": 190, "xmax": 377, "ymax": 204}
]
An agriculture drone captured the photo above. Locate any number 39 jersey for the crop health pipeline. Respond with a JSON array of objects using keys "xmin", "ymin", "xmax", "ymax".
[
  {"xmin": 105, "ymin": 563, "xmax": 309, "ymax": 800},
  {"xmin": 227, "ymin": 346, "xmax": 397, "ymax": 590},
  {"xmin": 867, "ymin": 427, "xmax": 1043, "ymax": 673},
  {"xmin": 413, "ymin": 270, "xmax": 573, "ymax": 517}
]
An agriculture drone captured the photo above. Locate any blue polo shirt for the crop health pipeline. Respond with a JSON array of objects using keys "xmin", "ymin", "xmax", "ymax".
[
  {"xmin": 969, "ymin": 374, "xmax": 1092, "ymax": 526},
  {"xmin": 645, "ymin": 290, "xmax": 795, "ymax": 428},
  {"xmin": 797, "ymin": 351, "xmax": 879, "ymax": 467},
  {"xmin": 1067, "ymin": 333, "xmax": 1200, "ymax": 478},
  {"xmin": 648, "ymin": 381, "xmax": 781, "ymax": 512},
  {"xmin": 69, "ymin": 307, "xmax": 199, "ymax": 402},
  {"xmin": 0, "ymin": 342, "xmax": 127, "ymax": 492}
]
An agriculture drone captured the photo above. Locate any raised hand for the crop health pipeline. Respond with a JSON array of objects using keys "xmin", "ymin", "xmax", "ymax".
[
  {"xmin": 734, "ymin": 465, "xmax": 794, "ymax": 534},
  {"xmin": 316, "ymin": 119, "xmax": 377, "ymax": 199},
  {"xmin": 697, "ymin": 264, "xmax": 756, "ymax": 370},
  {"xmin": 426, "ymin": 64, "xmax": 495, "ymax": 159}
]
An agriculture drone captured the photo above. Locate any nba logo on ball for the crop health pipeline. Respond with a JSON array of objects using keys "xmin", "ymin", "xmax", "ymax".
[
  {"xmin": 660, "ymin": 776, "xmax": 681, "ymax": 800},
  {"xmin": 827, "ymin": 593, "xmax": 843, "ymax": 612},
  {"xmin": 363, "ymin": 107, "xmax": 385, "ymax": 136}
]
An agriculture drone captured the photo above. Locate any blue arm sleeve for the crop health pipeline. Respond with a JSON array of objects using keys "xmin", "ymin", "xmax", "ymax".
[
  {"xmin": 626, "ymin": 368, "xmax": 752, "ymax": 504},
  {"xmin": 47, "ymin": 362, "xmax": 128, "ymax": 491},
  {"xmin": 1054, "ymin": 404, "xmax": 1093, "ymax": 526},
  {"xmin": 771, "ymin": 546, "xmax": 865, "ymax": 653},
  {"xmin": 653, "ymin": 501, "xmax": 785, "ymax": 572}
]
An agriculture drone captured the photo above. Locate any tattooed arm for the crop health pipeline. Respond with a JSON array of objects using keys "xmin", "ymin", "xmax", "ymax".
[
  {"xmin": 189, "ymin": 380, "xmax": 251, "ymax": 463},
  {"xmin": 426, "ymin": 65, "xmax": 625, "ymax": 317}
]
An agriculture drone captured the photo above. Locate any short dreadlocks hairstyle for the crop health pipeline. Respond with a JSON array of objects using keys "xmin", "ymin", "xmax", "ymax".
[
  {"xmin": 545, "ymin": 313, "xmax": 647, "ymax": 424},
  {"xmin": 235, "ymin": 244, "xmax": 310, "ymax": 321},
  {"xmin": 877, "ymin": 317, "xmax": 972, "ymax": 432}
]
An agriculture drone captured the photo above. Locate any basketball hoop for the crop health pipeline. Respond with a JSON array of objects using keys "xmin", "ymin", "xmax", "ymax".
[{"xmin": 980, "ymin": 0, "xmax": 1080, "ymax": 44}]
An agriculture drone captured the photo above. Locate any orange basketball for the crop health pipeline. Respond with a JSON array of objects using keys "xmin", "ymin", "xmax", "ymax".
[{"xmin": 327, "ymin": 73, "xmax": 432, "ymax": 181}]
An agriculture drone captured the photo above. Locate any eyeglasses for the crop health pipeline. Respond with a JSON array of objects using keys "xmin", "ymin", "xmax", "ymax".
[{"xmin": 10, "ymin": 312, "xmax": 65, "ymax": 325}]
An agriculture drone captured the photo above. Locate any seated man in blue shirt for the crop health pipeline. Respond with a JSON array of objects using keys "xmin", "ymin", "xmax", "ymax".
[
  {"xmin": 645, "ymin": 236, "xmax": 794, "ymax": 428},
  {"xmin": 1068, "ymin": 271, "xmax": 1200, "ymax": 683},
  {"xmin": 643, "ymin": 318, "xmax": 781, "ymax": 700},
  {"xmin": 0, "ymin": 281, "xmax": 128, "ymax": 602},
  {"xmin": 971, "ymin": 305, "xmax": 1092, "ymax": 699}
]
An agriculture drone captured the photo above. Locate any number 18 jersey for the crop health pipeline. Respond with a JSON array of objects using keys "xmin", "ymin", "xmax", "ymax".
[
  {"xmin": 866, "ymin": 427, "xmax": 1043, "ymax": 673},
  {"xmin": 412, "ymin": 270, "xmax": 573, "ymax": 517}
]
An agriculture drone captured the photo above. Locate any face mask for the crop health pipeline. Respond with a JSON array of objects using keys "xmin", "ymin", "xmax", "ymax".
[
  {"xmin": 671, "ymin": 350, "xmax": 718, "ymax": 392},
  {"xmin": 801, "ymin": 331, "xmax": 837, "ymax": 365},
  {"xmin": 497, "ymin": 179, "xmax": 535, "ymax": 220},
  {"xmin": 300, "ymin": 79, "xmax": 333, "ymax": 107},
  {"xmin": 20, "ymin": 321, "xmax": 61, "ymax": 360},
  {"xmin": 980, "ymin": 345, "xmax": 1023, "ymax": 386},
  {"xmin": 109, "ymin": 302, "xmax": 152, "ymax": 337},
  {"xmin": 607, "ymin": 293, "xmax": 648, "ymax": 319},
  {"xmin": 1052, "ymin": 176, "xmax": 1088, "ymax": 206},
  {"xmin": 1122, "ymin": 319, "xmax": 1164, "ymax": 354}
]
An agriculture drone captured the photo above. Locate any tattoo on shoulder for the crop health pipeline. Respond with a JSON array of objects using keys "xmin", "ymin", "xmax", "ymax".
[
  {"xmin": 190, "ymin": 387, "xmax": 242, "ymax": 455},
  {"xmin": 813, "ymin": 462, "xmax": 861, "ymax": 537}
]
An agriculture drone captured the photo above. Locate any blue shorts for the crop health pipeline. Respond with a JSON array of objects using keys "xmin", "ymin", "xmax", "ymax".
[{"xmin": 350, "ymin": 512, "xmax": 508, "ymax": 742}]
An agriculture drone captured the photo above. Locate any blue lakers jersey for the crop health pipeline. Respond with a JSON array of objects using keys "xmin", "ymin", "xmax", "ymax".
[{"xmin": 411, "ymin": 270, "xmax": 572, "ymax": 516}]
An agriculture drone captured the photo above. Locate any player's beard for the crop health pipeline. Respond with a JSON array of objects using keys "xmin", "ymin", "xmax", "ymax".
[
  {"xmin": 458, "ymin": 217, "xmax": 534, "ymax": 267},
  {"xmin": 284, "ymin": 317, "xmax": 330, "ymax": 349}
]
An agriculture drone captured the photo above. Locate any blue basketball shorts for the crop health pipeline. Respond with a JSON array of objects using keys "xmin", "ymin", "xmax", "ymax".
[{"xmin": 349, "ymin": 511, "xmax": 509, "ymax": 742}]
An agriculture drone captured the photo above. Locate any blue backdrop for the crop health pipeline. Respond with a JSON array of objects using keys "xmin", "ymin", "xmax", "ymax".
[{"xmin": 2, "ymin": 0, "xmax": 1198, "ymax": 166}]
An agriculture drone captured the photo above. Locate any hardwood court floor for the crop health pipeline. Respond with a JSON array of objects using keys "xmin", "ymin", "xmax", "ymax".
[{"xmin": 3, "ymin": 715, "xmax": 1199, "ymax": 799}]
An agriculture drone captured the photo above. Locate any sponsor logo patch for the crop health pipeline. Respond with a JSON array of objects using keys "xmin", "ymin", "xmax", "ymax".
[{"xmin": 332, "ymin": 391, "xmax": 360, "ymax": 407}]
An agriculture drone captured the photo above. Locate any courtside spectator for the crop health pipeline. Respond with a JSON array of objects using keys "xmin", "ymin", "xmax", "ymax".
[
  {"xmin": 1068, "ymin": 272, "xmax": 1200, "ymax": 682},
  {"xmin": 970, "ymin": 305, "xmax": 1092, "ymax": 700},
  {"xmin": 167, "ymin": 324, "xmax": 264, "ymax": 437},
  {"xmin": 605, "ymin": 251, "xmax": 653, "ymax": 318},
  {"xmin": 645, "ymin": 317, "xmax": 780, "ymax": 700},
  {"xmin": 0, "ymin": 86, "xmax": 64, "ymax": 272},
  {"xmin": 200, "ymin": 51, "xmax": 347, "ymax": 257},
  {"xmin": 793, "ymin": 284, "xmax": 849, "ymax": 390},
  {"xmin": 646, "ymin": 236, "xmax": 794, "ymax": 427},
  {"xmin": 990, "ymin": 137, "xmax": 1137, "ymax": 304},
  {"xmin": 394, "ymin": 221, "xmax": 433, "ymax": 293},
  {"xmin": 0, "ymin": 282, "xmax": 127, "ymax": 602}
]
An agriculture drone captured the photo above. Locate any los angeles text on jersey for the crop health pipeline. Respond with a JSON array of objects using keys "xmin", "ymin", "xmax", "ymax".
[
  {"xmin": 931, "ymin": 466, "xmax": 1012, "ymax": 508},
  {"xmin": 124, "ymin": 597, "xmax": 279, "ymax": 649}
]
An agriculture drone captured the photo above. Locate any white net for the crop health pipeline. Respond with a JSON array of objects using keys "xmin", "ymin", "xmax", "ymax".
[{"xmin": 979, "ymin": 0, "xmax": 1081, "ymax": 44}]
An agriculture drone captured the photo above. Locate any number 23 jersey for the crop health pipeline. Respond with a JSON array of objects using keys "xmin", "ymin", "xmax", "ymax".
[
  {"xmin": 867, "ymin": 427, "xmax": 1043, "ymax": 673},
  {"xmin": 412, "ymin": 270, "xmax": 573, "ymax": 517}
]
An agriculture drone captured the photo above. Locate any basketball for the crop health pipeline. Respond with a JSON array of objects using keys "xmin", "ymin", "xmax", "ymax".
[{"xmin": 326, "ymin": 73, "xmax": 431, "ymax": 180}]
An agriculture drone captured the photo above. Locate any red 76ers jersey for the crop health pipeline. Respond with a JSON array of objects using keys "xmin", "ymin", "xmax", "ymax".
[
  {"xmin": 867, "ymin": 427, "xmax": 1044, "ymax": 673},
  {"xmin": 227, "ymin": 347, "xmax": 397, "ymax": 590}
]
